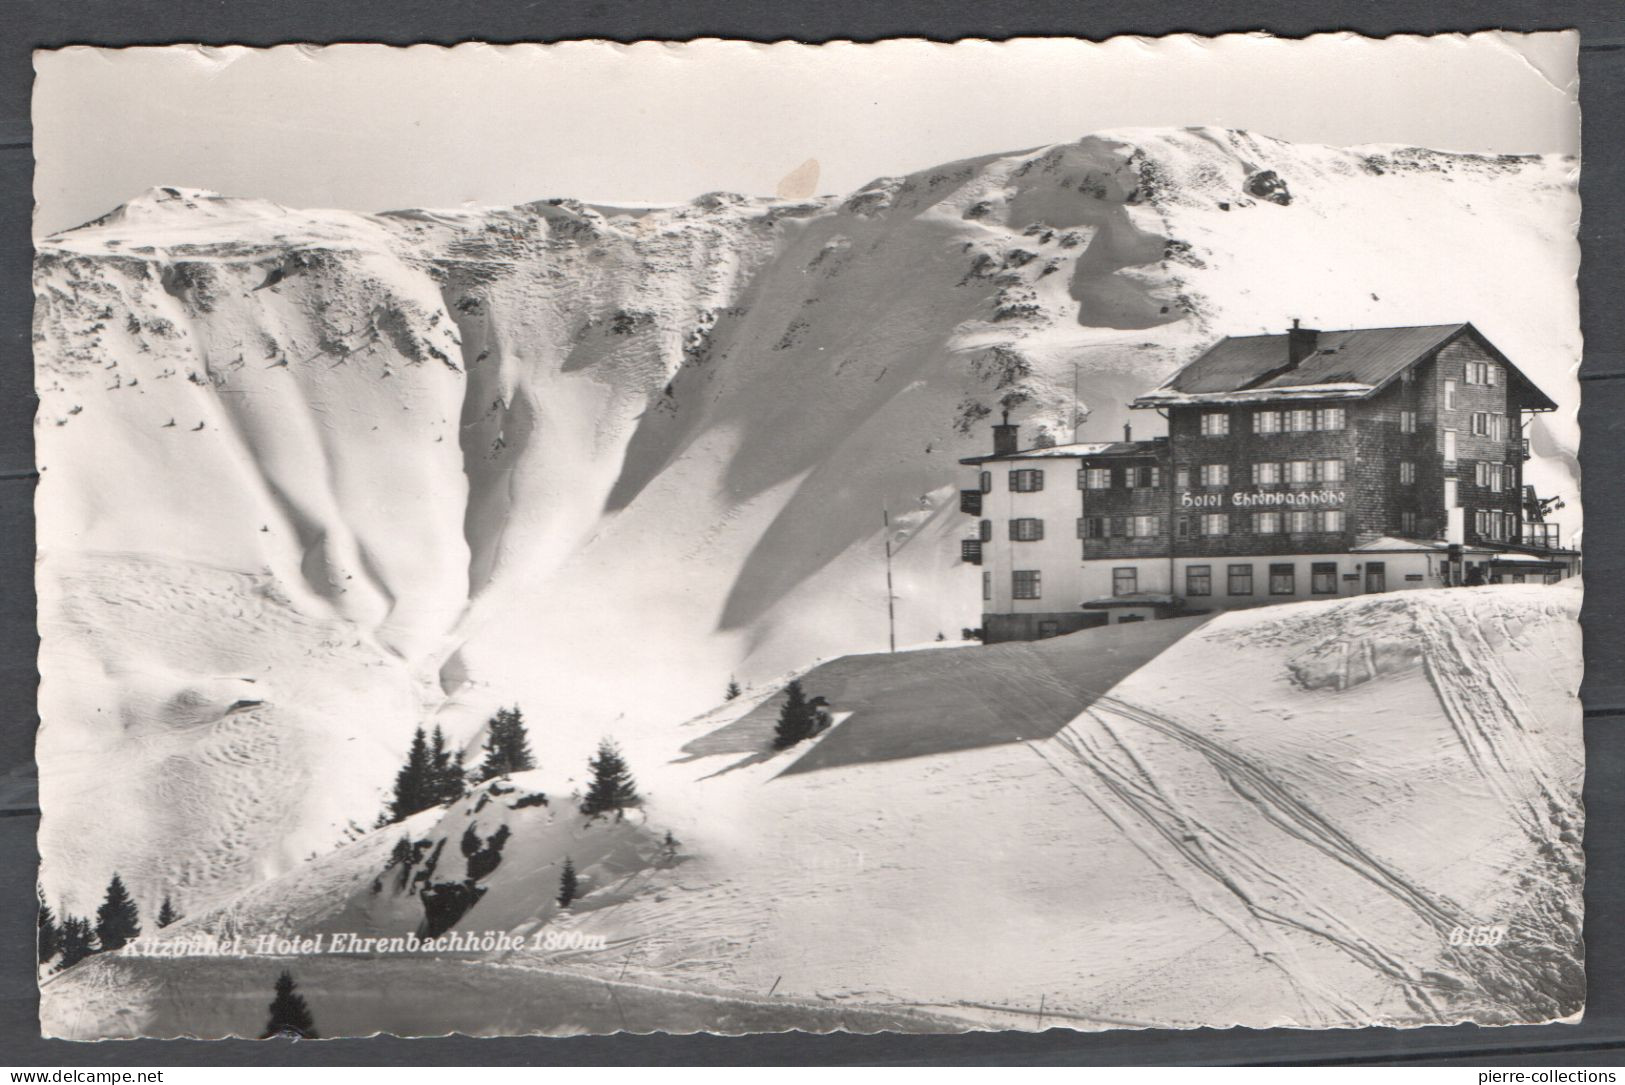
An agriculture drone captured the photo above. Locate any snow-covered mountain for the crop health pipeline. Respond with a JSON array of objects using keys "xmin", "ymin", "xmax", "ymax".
[{"xmin": 34, "ymin": 127, "xmax": 1580, "ymax": 928}]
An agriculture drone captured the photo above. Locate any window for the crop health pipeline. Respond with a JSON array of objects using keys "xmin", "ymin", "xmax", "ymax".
[
  {"xmin": 1175, "ymin": 467, "xmax": 1191, "ymax": 490},
  {"xmin": 979, "ymin": 519, "xmax": 992, "ymax": 542},
  {"xmin": 1444, "ymin": 379, "xmax": 1457, "ymax": 410},
  {"xmin": 1013, "ymin": 570, "xmax": 1042, "ymax": 599},
  {"xmin": 1443, "ymin": 430, "xmax": 1458, "ymax": 463},
  {"xmin": 1365, "ymin": 562, "xmax": 1387, "ymax": 593},
  {"xmin": 1311, "ymin": 562, "xmax": 1338, "ymax": 594},
  {"xmin": 1317, "ymin": 407, "xmax": 1346, "ymax": 431},
  {"xmin": 1470, "ymin": 412, "xmax": 1491, "ymax": 437},
  {"xmin": 1320, "ymin": 459, "xmax": 1346, "ymax": 483},
  {"xmin": 1254, "ymin": 510, "xmax": 1282, "ymax": 534},
  {"xmin": 1466, "ymin": 360, "xmax": 1496, "ymax": 385},
  {"xmin": 1287, "ymin": 509, "xmax": 1312, "ymax": 534},
  {"xmin": 1201, "ymin": 513, "xmax": 1229, "ymax": 536},
  {"xmin": 982, "ymin": 571, "xmax": 991, "ymax": 601},
  {"xmin": 1401, "ymin": 367, "xmax": 1415, "ymax": 386},
  {"xmin": 1287, "ymin": 460, "xmax": 1314, "ymax": 485},
  {"xmin": 1399, "ymin": 462, "xmax": 1416, "ymax": 484},
  {"xmin": 1322, "ymin": 509, "xmax": 1344, "ymax": 532},
  {"xmin": 1288, "ymin": 409, "xmax": 1315, "ymax": 432},
  {"xmin": 1009, "ymin": 468, "xmax": 1044, "ymax": 492},
  {"xmin": 1112, "ymin": 568, "xmax": 1138, "ymax": 597},
  {"xmin": 1228, "ymin": 564, "xmax": 1254, "ymax": 595},
  {"xmin": 1400, "ymin": 410, "xmax": 1417, "ymax": 434},
  {"xmin": 1082, "ymin": 467, "xmax": 1110, "ymax": 490},
  {"xmin": 1200, "ymin": 463, "xmax": 1229, "ymax": 487},
  {"xmin": 1270, "ymin": 563, "xmax": 1296, "ymax": 595},
  {"xmin": 1186, "ymin": 565, "xmax": 1212, "ymax": 597},
  {"xmin": 979, "ymin": 470, "xmax": 992, "ymax": 494},
  {"xmin": 1475, "ymin": 509, "xmax": 1511, "ymax": 541},
  {"xmin": 1401, "ymin": 510, "xmax": 1417, "ymax": 534},
  {"xmin": 1445, "ymin": 478, "xmax": 1458, "ymax": 509},
  {"xmin": 1254, "ymin": 410, "xmax": 1282, "ymax": 435},
  {"xmin": 1128, "ymin": 514, "xmax": 1160, "ymax": 538},
  {"xmin": 1010, "ymin": 518, "xmax": 1044, "ymax": 541},
  {"xmin": 1254, "ymin": 462, "xmax": 1282, "ymax": 486},
  {"xmin": 1132, "ymin": 465, "xmax": 1162, "ymax": 488},
  {"xmin": 1082, "ymin": 516, "xmax": 1105, "ymax": 539},
  {"xmin": 1200, "ymin": 411, "xmax": 1230, "ymax": 436},
  {"xmin": 1475, "ymin": 462, "xmax": 1506, "ymax": 492}
]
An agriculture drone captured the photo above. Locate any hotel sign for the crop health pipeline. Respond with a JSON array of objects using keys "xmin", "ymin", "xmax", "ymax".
[{"xmin": 1179, "ymin": 490, "xmax": 1346, "ymax": 509}]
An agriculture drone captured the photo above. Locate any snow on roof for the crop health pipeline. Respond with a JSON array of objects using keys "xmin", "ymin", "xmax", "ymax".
[
  {"xmin": 960, "ymin": 439, "xmax": 1164, "ymax": 465},
  {"xmin": 1162, "ymin": 324, "xmax": 1467, "ymax": 395},
  {"xmin": 1351, "ymin": 536, "xmax": 1453, "ymax": 553},
  {"xmin": 1134, "ymin": 322, "xmax": 1558, "ymax": 412},
  {"xmin": 1132, "ymin": 383, "xmax": 1374, "ymax": 407}
]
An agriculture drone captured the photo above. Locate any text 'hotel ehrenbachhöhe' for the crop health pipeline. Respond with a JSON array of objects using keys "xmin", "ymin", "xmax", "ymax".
[{"xmin": 960, "ymin": 321, "xmax": 1579, "ymax": 643}]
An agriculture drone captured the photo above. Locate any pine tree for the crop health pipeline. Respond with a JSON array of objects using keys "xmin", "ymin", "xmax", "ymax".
[
  {"xmin": 557, "ymin": 856, "xmax": 578, "ymax": 908},
  {"xmin": 157, "ymin": 896, "xmax": 179, "ymax": 929},
  {"xmin": 58, "ymin": 915, "xmax": 96, "ymax": 968},
  {"xmin": 580, "ymin": 738, "xmax": 640, "ymax": 817},
  {"xmin": 773, "ymin": 679, "xmax": 818, "ymax": 749},
  {"xmin": 38, "ymin": 900, "xmax": 60, "ymax": 965},
  {"xmin": 386, "ymin": 727, "xmax": 432, "ymax": 823},
  {"xmin": 428, "ymin": 725, "xmax": 466, "ymax": 805},
  {"xmin": 475, "ymin": 706, "xmax": 535, "ymax": 782},
  {"xmin": 724, "ymin": 678, "xmax": 742, "ymax": 701},
  {"xmin": 262, "ymin": 970, "xmax": 318, "ymax": 1039},
  {"xmin": 95, "ymin": 873, "xmax": 141, "ymax": 952}
]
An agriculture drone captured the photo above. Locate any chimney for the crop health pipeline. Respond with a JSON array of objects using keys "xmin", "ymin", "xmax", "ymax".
[
  {"xmin": 1288, "ymin": 317, "xmax": 1320, "ymax": 367},
  {"xmin": 992, "ymin": 411, "xmax": 1019, "ymax": 457}
]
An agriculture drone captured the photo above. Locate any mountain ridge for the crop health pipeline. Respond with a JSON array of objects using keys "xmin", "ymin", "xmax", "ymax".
[{"xmin": 34, "ymin": 126, "xmax": 1581, "ymax": 915}]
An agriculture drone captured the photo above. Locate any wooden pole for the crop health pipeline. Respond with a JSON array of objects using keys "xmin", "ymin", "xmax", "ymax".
[{"xmin": 883, "ymin": 508, "xmax": 897, "ymax": 653}]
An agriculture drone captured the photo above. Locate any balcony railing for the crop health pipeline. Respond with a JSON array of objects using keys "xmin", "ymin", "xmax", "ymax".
[
  {"xmin": 960, "ymin": 539, "xmax": 983, "ymax": 565},
  {"xmin": 1520, "ymin": 522, "xmax": 1562, "ymax": 550},
  {"xmin": 959, "ymin": 489, "xmax": 983, "ymax": 516}
]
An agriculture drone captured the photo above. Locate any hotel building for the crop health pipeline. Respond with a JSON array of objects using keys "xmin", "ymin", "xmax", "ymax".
[{"xmin": 961, "ymin": 322, "xmax": 1578, "ymax": 642}]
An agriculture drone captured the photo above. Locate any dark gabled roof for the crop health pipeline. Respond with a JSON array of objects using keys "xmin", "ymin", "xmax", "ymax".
[
  {"xmin": 1133, "ymin": 322, "xmax": 1558, "ymax": 411},
  {"xmin": 1166, "ymin": 324, "xmax": 1465, "ymax": 394}
]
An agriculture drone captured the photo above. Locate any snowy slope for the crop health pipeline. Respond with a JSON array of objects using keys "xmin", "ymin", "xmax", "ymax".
[
  {"xmin": 34, "ymin": 129, "xmax": 1581, "ymax": 917},
  {"xmin": 41, "ymin": 583, "xmax": 1583, "ymax": 1037}
]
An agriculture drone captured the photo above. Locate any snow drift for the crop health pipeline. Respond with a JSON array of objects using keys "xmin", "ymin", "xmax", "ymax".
[{"xmin": 40, "ymin": 583, "xmax": 1583, "ymax": 1037}]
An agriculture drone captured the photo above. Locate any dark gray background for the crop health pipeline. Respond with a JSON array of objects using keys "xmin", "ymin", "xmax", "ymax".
[{"xmin": 1, "ymin": 0, "xmax": 1621, "ymax": 1066}]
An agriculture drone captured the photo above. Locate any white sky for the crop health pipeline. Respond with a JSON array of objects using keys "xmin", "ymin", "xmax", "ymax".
[{"xmin": 32, "ymin": 33, "xmax": 1579, "ymax": 237}]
